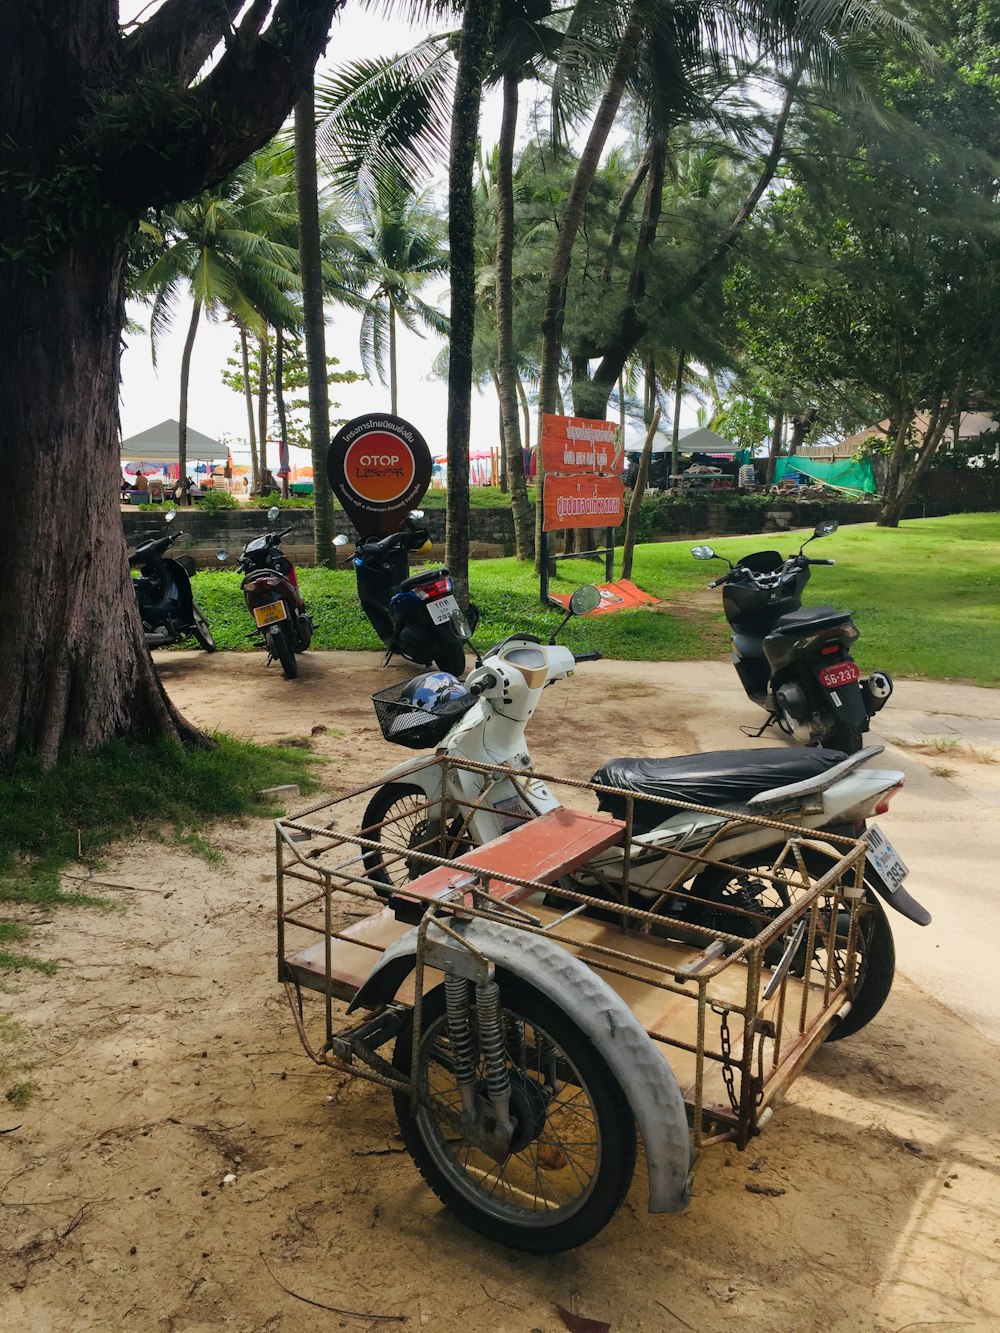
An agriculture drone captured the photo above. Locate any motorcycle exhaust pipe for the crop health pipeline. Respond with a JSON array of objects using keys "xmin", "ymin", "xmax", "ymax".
[{"xmin": 862, "ymin": 671, "xmax": 893, "ymax": 716}]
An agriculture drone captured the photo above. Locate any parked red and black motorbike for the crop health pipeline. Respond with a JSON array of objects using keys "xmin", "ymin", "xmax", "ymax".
[{"xmin": 236, "ymin": 507, "xmax": 313, "ymax": 679}]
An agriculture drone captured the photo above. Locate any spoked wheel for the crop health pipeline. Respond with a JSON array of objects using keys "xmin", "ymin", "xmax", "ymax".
[
  {"xmin": 360, "ymin": 783, "xmax": 471, "ymax": 896},
  {"xmin": 392, "ymin": 975, "xmax": 636, "ymax": 1253},
  {"xmin": 691, "ymin": 846, "xmax": 895, "ymax": 1040},
  {"xmin": 266, "ymin": 624, "xmax": 298, "ymax": 679},
  {"xmin": 191, "ymin": 604, "xmax": 216, "ymax": 652}
]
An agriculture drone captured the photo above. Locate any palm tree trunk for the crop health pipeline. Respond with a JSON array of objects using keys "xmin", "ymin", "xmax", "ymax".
[
  {"xmin": 496, "ymin": 69, "xmax": 533, "ymax": 561},
  {"xmin": 275, "ymin": 327, "xmax": 289, "ymax": 498},
  {"xmin": 178, "ymin": 298, "xmax": 201, "ymax": 494},
  {"xmin": 257, "ymin": 329, "xmax": 269, "ymax": 482},
  {"xmin": 239, "ymin": 325, "xmax": 260, "ymax": 491},
  {"xmin": 534, "ymin": 4, "xmax": 646, "ymax": 565},
  {"xmin": 516, "ymin": 373, "xmax": 531, "ymax": 457},
  {"xmin": 670, "ymin": 350, "xmax": 685, "ymax": 483},
  {"xmin": 295, "ymin": 77, "xmax": 336, "ymax": 566},
  {"xmin": 444, "ymin": 0, "xmax": 494, "ymax": 601},
  {"xmin": 622, "ymin": 406, "xmax": 660, "ymax": 581},
  {"xmin": 389, "ymin": 306, "xmax": 398, "ymax": 415}
]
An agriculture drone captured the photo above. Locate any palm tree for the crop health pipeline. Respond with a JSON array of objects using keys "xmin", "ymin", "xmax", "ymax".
[
  {"xmin": 134, "ymin": 152, "xmax": 301, "ymax": 487},
  {"xmin": 347, "ymin": 180, "xmax": 449, "ymax": 414}
]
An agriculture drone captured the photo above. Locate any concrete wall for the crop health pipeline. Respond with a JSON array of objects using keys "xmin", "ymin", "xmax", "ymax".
[{"xmin": 121, "ymin": 496, "xmax": 957, "ymax": 569}]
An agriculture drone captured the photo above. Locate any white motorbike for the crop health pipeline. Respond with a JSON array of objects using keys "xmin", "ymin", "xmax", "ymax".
[{"xmin": 361, "ymin": 588, "xmax": 929, "ymax": 1040}]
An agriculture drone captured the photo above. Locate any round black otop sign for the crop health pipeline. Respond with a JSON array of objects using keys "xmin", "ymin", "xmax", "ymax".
[{"xmin": 327, "ymin": 413, "xmax": 432, "ymax": 535}]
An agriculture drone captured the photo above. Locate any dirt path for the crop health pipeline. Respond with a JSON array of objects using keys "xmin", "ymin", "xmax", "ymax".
[{"xmin": 3, "ymin": 652, "xmax": 999, "ymax": 1332}]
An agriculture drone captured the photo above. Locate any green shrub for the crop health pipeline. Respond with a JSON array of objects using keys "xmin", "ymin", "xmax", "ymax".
[
  {"xmin": 246, "ymin": 491, "xmax": 313, "ymax": 509},
  {"xmin": 196, "ymin": 488, "xmax": 239, "ymax": 512}
]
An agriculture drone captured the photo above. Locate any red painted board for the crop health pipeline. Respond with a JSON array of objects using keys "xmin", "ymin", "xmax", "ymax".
[{"xmin": 392, "ymin": 807, "xmax": 624, "ymax": 909}]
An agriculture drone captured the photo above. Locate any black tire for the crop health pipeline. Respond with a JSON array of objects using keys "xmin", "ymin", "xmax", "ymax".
[
  {"xmin": 692, "ymin": 846, "xmax": 895, "ymax": 1041},
  {"xmin": 392, "ymin": 974, "xmax": 636, "ymax": 1253},
  {"xmin": 360, "ymin": 783, "xmax": 471, "ymax": 896},
  {"xmin": 432, "ymin": 633, "xmax": 465, "ymax": 677},
  {"xmin": 266, "ymin": 624, "xmax": 298, "ymax": 679},
  {"xmin": 828, "ymin": 721, "xmax": 864, "ymax": 755},
  {"xmin": 191, "ymin": 604, "xmax": 216, "ymax": 653}
]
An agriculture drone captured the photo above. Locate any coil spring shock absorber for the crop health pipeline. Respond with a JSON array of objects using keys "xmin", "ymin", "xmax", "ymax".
[
  {"xmin": 476, "ymin": 978, "xmax": 514, "ymax": 1138},
  {"xmin": 444, "ymin": 975, "xmax": 478, "ymax": 1115}
]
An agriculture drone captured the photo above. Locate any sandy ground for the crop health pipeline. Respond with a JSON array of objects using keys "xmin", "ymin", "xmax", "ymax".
[{"xmin": 3, "ymin": 649, "xmax": 1000, "ymax": 1333}]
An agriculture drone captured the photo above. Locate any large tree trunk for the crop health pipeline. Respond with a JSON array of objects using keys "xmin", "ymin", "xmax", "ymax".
[
  {"xmin": 295, "ymin": 78, "xmax": 336, "ymax": 566},
  {"xmin": 0, "ymin": 238, "xmax": 199, "ymax": 770},
  {"xmin": 495, "ymin": 70, "xmax": 534, "ymax": 561},
  {"xmin": 670, "ymin": 350, "xmax": 685, "ymax": 484},
  {"xmin": 444, "ymin": 0, "xmax": 493, "ymax": 602},
  {"xmin": 275, "ymin": 327, "xmax": 290, "ymax": 498},
  {"xmin": 239, "ymin": 324, "xmax": 261, "ymax": 490}
]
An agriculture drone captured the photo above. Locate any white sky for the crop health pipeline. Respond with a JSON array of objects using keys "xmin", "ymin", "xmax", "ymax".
[{"xmin": 118, "ymin": 3, "xmax": 697, "ymax": 461}]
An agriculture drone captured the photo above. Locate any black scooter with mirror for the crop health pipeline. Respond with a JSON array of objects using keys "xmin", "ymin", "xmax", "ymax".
[
  {"xmin": 129, "ymin": 509, "xmax": 216, "ymax": 652},
  {"xmin": 693, "ymin": 521, "xmax": 892, "ymax": 753}
]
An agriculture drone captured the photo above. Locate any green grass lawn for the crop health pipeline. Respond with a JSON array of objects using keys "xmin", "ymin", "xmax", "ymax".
[{"xmin": 191, "ymin": 513, "xmax": 1000, "ymax": 685}]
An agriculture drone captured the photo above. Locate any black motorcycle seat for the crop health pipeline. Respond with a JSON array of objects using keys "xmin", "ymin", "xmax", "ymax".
[
  {"xmin": 399, "ymin": 567, "xmax": 449, "ymax": 593},
  {"xmin": 591, "ymin": 747, "xmax": 846, "ymax": 828},
  {"xmin": 769, "ymin": 605, "xmax": 853, "ymax": 634}
]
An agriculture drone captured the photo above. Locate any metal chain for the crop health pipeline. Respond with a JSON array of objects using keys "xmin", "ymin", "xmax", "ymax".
[{"xmin": 713, "ymin": 1003, "xmax": 739, "ymax": 1115}]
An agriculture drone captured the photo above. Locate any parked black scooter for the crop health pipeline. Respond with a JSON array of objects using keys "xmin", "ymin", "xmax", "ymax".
[
  {"xmin": 236, "ymin": 506, "xmax": 313, "ymax": 680},
  {"xmin": 349, "ymin": 511, "xmax": 474, "ymax": 676},
  {"xmin": 693, "ymin": 521, "xmax": 892, "ymax": 753},
  {"xmin": 129, "ymin": 511, "xmax": 216, "ymax": 652}
]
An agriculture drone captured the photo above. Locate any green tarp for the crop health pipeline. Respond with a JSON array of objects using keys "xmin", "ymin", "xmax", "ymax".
[{"xmin": 774, "ymin": 455, "xmax": 875, "ymax": 494}]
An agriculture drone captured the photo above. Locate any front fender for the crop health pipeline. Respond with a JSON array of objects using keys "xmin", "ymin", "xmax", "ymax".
[
  {"xmin": 373, "ymin": 755, "xmax": 444, "ymax": 799},
  {"xmin": 349, "ymin": 917, "xmax": 694, "ymax": 1215}
]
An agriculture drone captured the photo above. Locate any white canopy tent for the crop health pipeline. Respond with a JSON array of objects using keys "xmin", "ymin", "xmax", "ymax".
[
  {"xmin": 120, "ymin": 418, "xmax": 227, "ymax": 465},
  {"xmin": 622, "ymin": 423, "xmax": 737, "ymax": 455}
]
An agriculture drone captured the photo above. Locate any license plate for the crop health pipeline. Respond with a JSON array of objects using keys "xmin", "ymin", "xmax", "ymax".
[
  {"xmin": 819, "ymin": 661, "xmax": 860, "ymax": 689},
  {"xmin": 253, "ymin": 601, "xmax": 287, "ymax": 627},
  {"xmin": 427, "ymin": 594, "xmax": 459, "ymax": 625},
  {"xmin": 865, "ymin": 823, "xmax": 909, "ymax": 892}
]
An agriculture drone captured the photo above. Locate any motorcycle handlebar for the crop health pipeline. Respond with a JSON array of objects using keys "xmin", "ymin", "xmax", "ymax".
[
  {"xmin": 573, "ymin": 651, "xmax": 602, "ymax": 663},
  {"xmin": 807, "ymin": 557, "xmax": 836, "ymax": 566},
  {"xmin": 468, "ymin": 673, "xmax": 497, "ymax": 697}
]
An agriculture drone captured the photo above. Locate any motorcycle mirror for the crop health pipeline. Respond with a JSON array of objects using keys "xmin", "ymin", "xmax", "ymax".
[
  {"xmin": 333, "ymin": 534, "xmax": 350, "ymax": 547},
  {"xmin": 267, "ymin": 506, "xmax": 281, "ymax": 523},
  {"xmin": 165, "ymin": 509, "xmax": 177, "ymax": 525},
  {"xmin": 814, "ymin": 520, "xmax": 838, "ymax": 538},
  {"xmin": 449, "ymin": 608, "xmax": 471, "ymax": 641},
  {"xmin": 690, "ymin": 545, "xmax": 716, "ymax": 561},
  {"xmin": 216, "ymin": 549, "xmax": 228, "ymax": 563},
  {"xmin": 569, "ymin": 585, "xmax": 601, "ymax": 616},
  {"xmin": 408, "ymin": 509, "xmax": 425, "ymax": 520}
]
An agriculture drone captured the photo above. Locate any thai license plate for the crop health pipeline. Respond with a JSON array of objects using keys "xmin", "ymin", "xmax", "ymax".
[
  {"xmin": 864, "ymin": 823, "xmax": 908, "ymax": 892},
  {"xmin": 819, "ymin": 660, "xmax": 860, "ymax": 689},
  {"xmin": 427, "ymin": 595, "xmax": 459, "ymax": 625},
  {"xmin": 253, "ymin": 601, "xmax": 287, "ymax": 627}
]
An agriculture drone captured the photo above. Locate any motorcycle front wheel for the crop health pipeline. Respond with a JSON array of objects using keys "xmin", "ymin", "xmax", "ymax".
[
  {"xmin": 691, "ymin": 846, "xmax": 895, "ymax": 1040},
  {"xmin": 191, "ymin": 604, "xmax": 216, "ymax": 653},
  {"xmin": 360, "ymin": 783, "xmax": 470, "ymax": 896},
  {"xmin": 392, "ymin": 975, "xmax": 636, "ymax": 1253},
  {"xmin": 266, "ymin": 624, "xmax": 298, "ymax": 679}
]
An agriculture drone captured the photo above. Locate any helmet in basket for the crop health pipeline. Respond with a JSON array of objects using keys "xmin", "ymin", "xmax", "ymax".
[{"xmin": 401, "ymin": 671, "xmax": 470, "ymax": 713}]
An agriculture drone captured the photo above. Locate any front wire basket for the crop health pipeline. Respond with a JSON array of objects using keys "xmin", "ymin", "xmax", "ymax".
[{"xmin": 371, "ymin": 680, "xmax": 476, "ymax": 749}]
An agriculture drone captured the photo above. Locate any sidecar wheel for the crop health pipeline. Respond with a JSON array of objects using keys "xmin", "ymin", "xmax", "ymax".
[{"xmin": 392, "ymin": 974, "xmax": 636, "ymax": 1253}]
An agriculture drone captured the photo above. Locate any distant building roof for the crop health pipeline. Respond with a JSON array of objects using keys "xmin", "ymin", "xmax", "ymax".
[
  {"xmin": 623, "ymin": 423, "xmax": 737, "ymax": 455},
  {"xmin": 121, "ymin": 418, "xmax": 227, "ymax": 462},
  {"xmin": 808, "ymin": 411, "xmax": 998, "ymax": 459}
]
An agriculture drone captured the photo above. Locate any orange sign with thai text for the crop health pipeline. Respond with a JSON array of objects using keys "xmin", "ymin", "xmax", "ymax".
[
  {"xmin": 543, "ymin": 474, "xmax": 625, "ymax": 532},
  {"xmin": 540, "ymin": 414, "xmax": 623, "ymax": 476}
]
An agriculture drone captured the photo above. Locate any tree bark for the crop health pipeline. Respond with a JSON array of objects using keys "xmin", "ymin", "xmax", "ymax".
[
  {"xmin": 0, "ymin": 0, "xmax": 344, "ymax": 772},
  {"xmin": 389, "ymin": 306, "xmax": 398, "ymax": 415},
  {"xmin": 622, "ymin": 407, "xmax": 660, "ymax": 581},
  {"xmin": 495, "ymin": 70, "xmax": 534, "ymax": 561},
  {"xmin": 765, "ymin": 404, "xmax": 785, "ymax": 487},
  {"xmin": 444, "ymin": 0, "xmax": 493, "ymax": 602},
  {"xmin": 670, "ymin": 350, "xmax": 685, "ymax": 483},
  {"xmin": 295, "ymin": 78, "xmax": 336, "ymax": 566},
  {"xmin": 239, "ymin": 324, "xmax": 261, "ymax": 491},
  {"xmin": 178, "ymin": 298, "xmax": 201, "ymax": 492}
]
